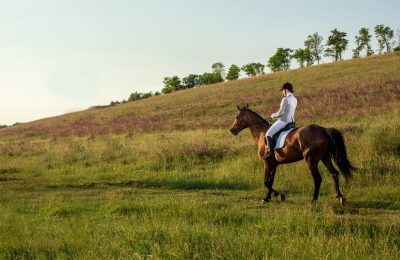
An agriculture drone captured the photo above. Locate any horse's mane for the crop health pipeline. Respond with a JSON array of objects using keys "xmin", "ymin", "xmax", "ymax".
[{"xmin": 243, "ymin": 107, "xmax": 270, "ymax": 127}]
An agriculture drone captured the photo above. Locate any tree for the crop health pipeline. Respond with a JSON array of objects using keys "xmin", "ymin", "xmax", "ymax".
[
  {"xmin": 241, "ymin": 64, "xmax": 257, "ymax": 77},
  {"xmin": 253, "ymin": 63, "xmax": 265, "ymax": 75},
  {"xmin": 241, "ymin": 63, "xmax": 265, "ymax": 77},
  {"xmin": 211, "ymin": 62, "xmax": 225, "ymax": 80},
  {"xmin": 374, "ymin": 24, "xmax": 394, "ymax": 53},
  {"xmin": 268, "ymin": 53, "xmax": 282, "ymax": 73},
  {"xmin": 128, "ymin": 92, "xmax": 143, "ymax": 102},
  {"xmin": 226, "ymin": 64, "xmax": 241, "ymax": 80},
  {"xmin": 304, "ymin": 32, "xmax": 324, "ymax": 65},
  {"xmin": 182, "ymin": 74, "xmax": 201, "ymax": 89},
  {"xmin": 110, "ymin": 100, "xmax": 121, "ymax": 106},
  {"xmin": 324, "ymin": 29, "xmax": 348, "ymax": 61},
  {"xmin": 353, "ymin": 27, "xmax": 373, "ymax": 58},
  {"xmin": 141, "ymin": 92, "xmax": 152, "ymax": 99},
  {"xmin": 199, "ymin": 72, "xmax": 223, "ymax": 85},
  {"xmin": 162, "ymin": 76, "xmax": 182, "ymax": 94},
  {"xmin": 292, "ymin": 48, "xmax": 313, "ymax": 67},
  {"xmin": 267, "ymin": 48, "xmax": 293, "ymax": 72}
]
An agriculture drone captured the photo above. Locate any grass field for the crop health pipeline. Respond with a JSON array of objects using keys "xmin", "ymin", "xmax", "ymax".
[{"xmin": 0, "ymin": 53, "xmax": 399, "ymax": 259}]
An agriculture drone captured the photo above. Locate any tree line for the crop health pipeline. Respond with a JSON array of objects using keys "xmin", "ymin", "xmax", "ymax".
[
  {"xmin": 107, "ymin": 24, "xmax": 399, "ymax": 107},
  {"xmin": 268, "ymin": 25, "xmax": 399, "ymax": 71}
]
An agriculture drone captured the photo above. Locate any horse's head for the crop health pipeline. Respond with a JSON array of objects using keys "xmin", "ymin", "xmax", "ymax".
[{"xmin": 230, "ymin": 104, "xmax": 250, "ymax": 135}]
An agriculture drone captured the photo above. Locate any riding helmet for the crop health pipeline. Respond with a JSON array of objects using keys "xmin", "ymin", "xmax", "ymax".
[{"xmin": 281, "ymin": 82, "xmax": 294, "ymax": 93}]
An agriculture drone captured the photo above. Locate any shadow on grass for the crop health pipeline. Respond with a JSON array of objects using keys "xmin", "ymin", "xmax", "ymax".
[
  {"xmin": 46, "ymin": 182, "xmax": 96, "ymax": 189},
  {"xmin": 45, "ymin": 179, "xmax": 253, "ymax": 191},
  {"xmin": 0, "ymin": 167, "xmax": 23, "ymax": 174},
  {"xmin": 0, "ymin": 177, "xmax": 19, "ymax": 182},
  {"xmin": 332, "ymin": 200, "xmax": 400, "ymax": 215}
]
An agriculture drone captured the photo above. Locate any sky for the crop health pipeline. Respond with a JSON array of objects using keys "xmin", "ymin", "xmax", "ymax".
[{"xmin": 0, "ymin": 0, "xmax": 399, "ymax": 125}]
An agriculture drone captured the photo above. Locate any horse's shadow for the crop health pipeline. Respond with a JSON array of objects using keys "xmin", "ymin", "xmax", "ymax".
[{"xmin": 46, "ymin": 179, "xmax": 253, "ymax": 191}]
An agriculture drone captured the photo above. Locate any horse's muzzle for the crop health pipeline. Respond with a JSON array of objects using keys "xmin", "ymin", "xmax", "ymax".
[{"xmin": 230, "ymin": 128, "xmax": 238, "ymax": 135}]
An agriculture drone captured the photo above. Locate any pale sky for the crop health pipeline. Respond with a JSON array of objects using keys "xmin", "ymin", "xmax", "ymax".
[{"xmin": 1, "ymin": 0, "xmax": 399, "ymax": 125}]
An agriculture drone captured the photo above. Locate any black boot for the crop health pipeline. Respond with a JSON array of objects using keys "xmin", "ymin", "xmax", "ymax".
[{"xmin": 264, "ymin": 136, "xmax": 275, "ymax": 159}]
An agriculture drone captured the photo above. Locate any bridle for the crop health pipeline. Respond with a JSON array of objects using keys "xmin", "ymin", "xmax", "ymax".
[
  {"xmin": 235, "ymin": 107, "xmax": 270, "ymax": 131},
  {"xmin": 234, "ymin": 109, "xmax": 248, "ymax": 132}
]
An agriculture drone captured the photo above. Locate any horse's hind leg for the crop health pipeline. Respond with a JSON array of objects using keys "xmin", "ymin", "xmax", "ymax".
[
  {"xmin": 306, "ymin": 158, "xmax": 322, "ymax": 203},
  {"xmin": 322, "ymin": 156, "xmax": 345, "ymax": 205}
]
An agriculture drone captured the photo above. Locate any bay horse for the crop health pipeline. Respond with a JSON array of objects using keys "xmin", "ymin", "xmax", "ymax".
[{"xmin": 229, "ymin": 105, "xmax": 355, "ymax": 205}]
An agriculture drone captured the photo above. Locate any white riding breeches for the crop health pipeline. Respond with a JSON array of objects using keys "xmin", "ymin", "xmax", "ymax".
[{"xmin": 266, "ymin": 120, "xmax": 288, "ymax": 138}]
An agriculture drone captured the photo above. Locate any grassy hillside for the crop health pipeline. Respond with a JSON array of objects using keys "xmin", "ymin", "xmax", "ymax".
[
  {"xmin": 0, "ymin": 54, "xmax": 399, "ymax": 259},
  {"xmin": 1, "ymin": 53, "xmax": 399, "ymax": 138}
]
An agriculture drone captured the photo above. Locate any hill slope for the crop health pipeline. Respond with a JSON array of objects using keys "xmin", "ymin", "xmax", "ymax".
[{"xmin": 1, "ymin": 53, "xmax": 399, "ymax": 138}]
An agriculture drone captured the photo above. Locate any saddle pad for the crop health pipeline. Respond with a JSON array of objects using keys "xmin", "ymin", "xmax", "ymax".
[{"xmin": 275, "ymin": 128, "xmax": 295, "ymax": 149}]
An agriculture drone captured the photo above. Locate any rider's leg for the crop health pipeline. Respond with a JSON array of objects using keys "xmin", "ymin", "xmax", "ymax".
[{"xmin": 265, "ymin": 120, "xmax": 287, "ymax": 159}]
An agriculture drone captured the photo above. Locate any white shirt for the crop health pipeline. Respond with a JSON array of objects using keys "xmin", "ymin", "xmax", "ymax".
[{"xmin": 271, "ymin": 92, "xmax": 297, "ymax": 122}]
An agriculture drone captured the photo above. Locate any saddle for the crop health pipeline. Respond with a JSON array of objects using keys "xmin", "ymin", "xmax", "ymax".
[{"xmin": 265, "ymin": 122, "xmax": 296, "ymax": 148}]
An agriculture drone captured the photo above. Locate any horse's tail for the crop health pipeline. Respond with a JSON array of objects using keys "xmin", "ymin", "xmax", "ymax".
[{"xmin": 325, "ymin": 128, "xmax": 356, "ymax": 181}]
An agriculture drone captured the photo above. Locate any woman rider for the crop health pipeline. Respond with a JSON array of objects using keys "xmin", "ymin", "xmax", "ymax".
[{"xmin": 265, "ymin": 82, "xmax": 298, "ymax": 159}]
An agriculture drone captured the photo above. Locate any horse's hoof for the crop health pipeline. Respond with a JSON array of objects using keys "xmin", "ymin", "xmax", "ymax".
[
  {"xmin": 311, "ymin": 199, "xmax": 318, "ymax": 204},
  {"xmin": 262, "ymin": 198, "xmax": 270, "ymax": 203},
  {"xmin": 280, "ymin": 194, "xmax": 286, "ymax": 202},
  {"xmin": 339, "ymin": 197, "xmax": 346, "ymax": 206}
]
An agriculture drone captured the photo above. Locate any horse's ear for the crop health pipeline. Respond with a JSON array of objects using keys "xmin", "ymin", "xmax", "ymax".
[
  {"xmin": 237, "ymin": 105, "xmax": 241, "ymax": 110},
  {"xmin": 246, "ymin": 103, "xmax": 249, "ymax": 108}
]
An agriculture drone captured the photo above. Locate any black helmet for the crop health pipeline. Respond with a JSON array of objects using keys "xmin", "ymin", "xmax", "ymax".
[{"xmin": 281, "ymin": 82, "xmax": 294, "ymax": 93}]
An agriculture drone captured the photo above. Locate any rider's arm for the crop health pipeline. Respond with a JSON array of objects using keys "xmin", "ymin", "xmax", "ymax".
[{"xmin": 271, "ymin": 97, "xmax": 288, "ymax": 119}]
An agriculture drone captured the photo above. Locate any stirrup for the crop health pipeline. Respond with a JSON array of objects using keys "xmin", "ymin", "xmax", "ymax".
[{"xmin": 263, "ymin": 150, "xmax": 274, "ymax": 160}]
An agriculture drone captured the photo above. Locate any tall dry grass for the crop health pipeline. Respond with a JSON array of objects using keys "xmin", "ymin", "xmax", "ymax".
[{"xmin": 1, "ymin": 53, "xmax": 399, "ymax": 138}]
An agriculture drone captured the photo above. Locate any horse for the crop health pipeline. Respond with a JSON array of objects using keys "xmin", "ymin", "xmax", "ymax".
[{"xmin": 229, "ymin": 104, "xmax": 355, "ymax": 205}]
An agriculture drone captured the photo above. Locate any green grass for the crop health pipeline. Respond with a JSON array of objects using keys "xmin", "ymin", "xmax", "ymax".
[
  {"xmin": 0, "ymin": 113, "xmax": 399, "ymax": 259},
  {"xmin": 0, "ymin": 54, "xmax": 399, "ymax": 259}
]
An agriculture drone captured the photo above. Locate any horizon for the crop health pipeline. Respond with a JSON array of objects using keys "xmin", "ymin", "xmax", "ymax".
[{"xmin": 1, "ymin": 0, "xmax": 399, "ymax": 125}]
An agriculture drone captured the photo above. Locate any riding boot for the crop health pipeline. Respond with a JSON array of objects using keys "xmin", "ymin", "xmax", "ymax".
[{"xmin": 265, "ymin": 136, "xmax": 275, "ymax": 159}]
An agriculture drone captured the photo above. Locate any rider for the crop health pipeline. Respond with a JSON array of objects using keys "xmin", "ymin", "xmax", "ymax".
[{"xmin": 265, "ymin": 82, "xmax": 298, "ymax": 159}]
